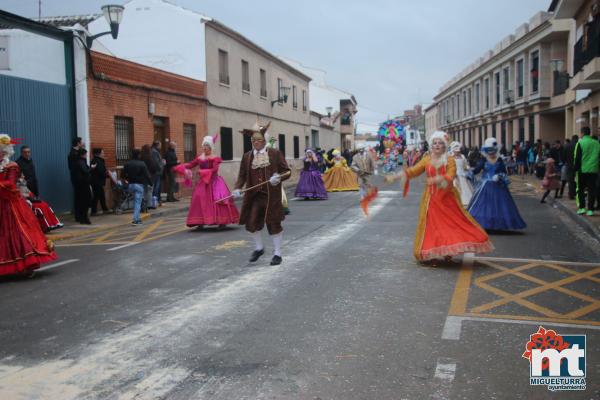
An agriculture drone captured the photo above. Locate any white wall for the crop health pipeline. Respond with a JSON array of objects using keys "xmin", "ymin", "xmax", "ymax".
[
  {"xmin": 73, "ymin": 33, "xmax": 90, "ymax": 151},
  {"xmin": 0, "ymin": 29, "xmax": 66, "ymax": 85},
  {"xmin": 87, "ymin": 0, "xmax": 208, "ymax": 81}
]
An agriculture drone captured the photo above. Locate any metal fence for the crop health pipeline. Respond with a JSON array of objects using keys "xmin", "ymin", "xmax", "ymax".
[{"xmin": 0, "ymin": 74, "xmax": 73, "ymax": 212}]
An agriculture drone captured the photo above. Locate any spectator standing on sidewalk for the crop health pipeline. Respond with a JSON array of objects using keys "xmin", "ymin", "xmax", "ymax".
[
  {"xmin": 527, "ymin": 143, "xmax": 536, "ymax": 175},
  {"xmin": 574, "ymin": 127, "xmax": 600, "ymax": 216},
  {"xmin": 141, "ymin": 144, "xmax": 159, "ymax": 209},
  {"xmin": 123, "ymin": 149, "xmax": 152, "ymax": 225},
  {"xmin": 165, "ymin": 141, "xmax": 180, "ymax": 202},
  {"xmin": 562, "ymin": 135, "xmax": 578, "ymax": 199},
  {"xmin": 151, "ymin": 141, "xmax": 165, "ymax": 208},
  {"xmin": 16, "ymin": 145, "xmax": 39, "ymax": 197},
  {"xmin": 90, "ymin": 148, "xmax": 109, "ymax": 215},
  {"xmin": 516, "ymin": 142, "xmax": 526, "ymax": 175},
  {"xmin": 68, "ymin": 137, "xmax": 84, "ymax": 221},
  {"xmin": 73, "ymin": 148, "xmax": 92, "ymax": 224}
]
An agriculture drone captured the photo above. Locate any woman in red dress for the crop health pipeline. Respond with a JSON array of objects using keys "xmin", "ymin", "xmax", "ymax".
[
  {"xmin": 0, "ymin": 134, "xmax": 56, "ymax": 277},
  {"xmin": 386, "ymin": 131, "xmax": 493, "ymax": 263}
]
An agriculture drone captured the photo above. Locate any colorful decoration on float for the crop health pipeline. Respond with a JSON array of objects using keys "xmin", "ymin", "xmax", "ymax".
[{"xmin": 378, "ymin": 119, "xmax": 406, "ymax": 148}]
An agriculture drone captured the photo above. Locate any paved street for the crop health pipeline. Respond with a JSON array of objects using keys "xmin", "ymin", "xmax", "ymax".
[{"xmin": 0, "ymin": 176, "xmax": 599, "ymax": 399}]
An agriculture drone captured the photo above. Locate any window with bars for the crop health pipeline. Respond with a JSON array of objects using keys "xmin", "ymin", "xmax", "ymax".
[
  {"xmin": 517, "ymin": 59, "xmax": 524, "ymax": 98},
  {"xmin": 503, "ymin": 67, "xmax": 510, "ymax": 103},
  {"xmin": 495, "ymin": 72, "xmax": 501, "ymax": 106},
  {"xmin": 302, "ymin": 90, "xmax": 307, "ymax": 111},
  {"xmin": 114, "ymin": 116, "xmax": 133, "ymax": 166},
  {"xmin": 183, "ymin": 124, "xmax": 197, "ymax": 162},
  {"xmin": 293, "ymin": 135, "xmax": 299, "ymax": 158},
  {"xmin": 260, "ymin": 69, "xmax": 267, "ymax": 98},
  {"xmin": 475, "ymin": 83, "xmax": 480, "ymax": 113},
  {"xmin": 292, "ymin": 85, "xmax": 298, "ymax": 109},
  {"xmin": 218, "ymin": 49, "xmax": 229, "ymax": 85},
  {"xmin": 484, "ymin": 78, "xmax": 490, "ymax": 110},
  {"xmin": 242, "ymin": 60, "xmax": 250, "ymax": 92},
  {"xmin": 278, "ymin": 134, "xmax": 286, "ymax": 156},
  {"xmin": 530, "ymin": 50, "xmax": 539, "ymax": 93},
  {"xmin": 277, "ymin": 78, "xmax": 283, "ymax": 104},
  {"xmin": 220, "ymin": 127, "xmax": 233, "ymax": 160},
  {"xmin": 243, "ymin": 134, "xmax": 252, "ymax": 153}
]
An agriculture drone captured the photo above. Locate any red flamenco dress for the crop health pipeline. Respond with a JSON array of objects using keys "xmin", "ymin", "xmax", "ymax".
[
  {"xmin": 0, "ymin": 162, "xmax": 57, "ymax": 275},
  {"xmin": 404, "ymin": 155, "xmax": 493, "ymax": 261}
]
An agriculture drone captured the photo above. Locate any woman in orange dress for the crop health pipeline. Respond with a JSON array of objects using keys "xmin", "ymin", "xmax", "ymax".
[
  {"xmin": 386, "ymin": 131, "xmax": 493, "ymax": 263},
  {"xmin": 0, "ymin": 134, "xmax": 57, "ymax": 277},
  {"xmin": 323, "ymin": 149, "xmax": 359, "ymax": 192}
]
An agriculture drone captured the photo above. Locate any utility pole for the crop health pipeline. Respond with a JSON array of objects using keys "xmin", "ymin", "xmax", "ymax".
[{"xmin": 38, "ymin": 0, "xmax": 42, "ymax": 20}]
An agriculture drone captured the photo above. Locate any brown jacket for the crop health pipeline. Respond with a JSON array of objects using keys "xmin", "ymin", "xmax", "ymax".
[{"xmin": 235, "ymin": 148, "xmax": 291, "ymax": 225}]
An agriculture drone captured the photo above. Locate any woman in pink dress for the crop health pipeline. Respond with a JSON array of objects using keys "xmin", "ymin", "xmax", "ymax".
[{"xmin": 175, "ymin": 135, "xmax": 239, "ymax": 228}]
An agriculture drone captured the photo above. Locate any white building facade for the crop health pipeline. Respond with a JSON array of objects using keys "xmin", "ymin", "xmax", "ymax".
[{"xmin": 87, "ymin": 0, "xmax": 312, "ymax": 185}]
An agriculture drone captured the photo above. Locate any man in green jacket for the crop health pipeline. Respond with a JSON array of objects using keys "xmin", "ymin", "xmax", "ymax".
[{"xmin": 574, "ymin": 127, "xmax": 600, "ymax": 216}]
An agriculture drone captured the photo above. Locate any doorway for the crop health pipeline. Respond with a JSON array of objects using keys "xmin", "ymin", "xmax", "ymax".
[{"xmin": 153, "ymin": 117, "xmax": 169, "ymax": 151}]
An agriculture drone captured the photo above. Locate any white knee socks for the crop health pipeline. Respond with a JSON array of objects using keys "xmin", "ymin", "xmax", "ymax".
[
  {"xmin": 272, "ymin": 232, "xmax": 283, "ymax": 257},
  {"xmin": 252, "ymin": 231, "xmax": 264, "ymax": 251}
]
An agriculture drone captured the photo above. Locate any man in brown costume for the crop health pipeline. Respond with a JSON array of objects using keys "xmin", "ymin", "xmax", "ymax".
[{"xmin": 233, "ymin": 122, "xmax": 290, "ymax": 265}]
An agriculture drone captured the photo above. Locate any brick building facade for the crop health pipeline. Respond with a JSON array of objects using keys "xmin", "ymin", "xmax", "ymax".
[{"xmin": 87, "ymin": 51, "xmax": 208, "ymax": 171}]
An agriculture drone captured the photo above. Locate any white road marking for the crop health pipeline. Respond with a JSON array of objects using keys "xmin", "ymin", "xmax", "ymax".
[
  {"xmin": 442, "ymin": 315, "xmax": 600, "ymax": 341},
  {"xmin": 441, "ymin": 316, "xmax": 463, "ymax": 340},
  {"xmin": 55, "ymin": 243, "xmax": 127, "ymax": 248},
  {"xmin": 0, "ymin": 197, "xmax": 393, "ymax": 400},
  {"xmin": 37, "ymin": 259, "xmax": 79, "ymax": 272},
  {"xmin": 475, "ymin": 256, "xmax": 599, "ymax": 267},
  {"xmin": 106, "ymin": 242, "xmax": 139, "ymax": 252},
  {"xmin": 432, "ymin": 358, "xmax": 457, "ymax": 400}
]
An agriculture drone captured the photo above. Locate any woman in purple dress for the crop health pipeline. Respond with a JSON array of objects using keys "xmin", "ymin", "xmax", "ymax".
[{"xmin": 295, "ymin": 149, "xmax": 328, "ymax": 200}]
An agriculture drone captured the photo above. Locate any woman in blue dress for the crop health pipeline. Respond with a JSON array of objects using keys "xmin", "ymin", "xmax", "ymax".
[{"xmin": 468, "ymin": 138, "xmax": 526, "ymax": 231}]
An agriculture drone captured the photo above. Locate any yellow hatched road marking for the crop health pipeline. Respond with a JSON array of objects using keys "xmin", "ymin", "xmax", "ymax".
[
  {"xmin": 136, "ymin": 226, "xmax": 189, "ymax": 243},
  {"xmin": 448, "ymin": 257, "xmax": 600, "ymax": 324},
  {"xmin": 472, "ymin": 262, "xmax": 600, "ymax": 313},
  {"xmin": 93, "ymin": 230, "xmax": 116, "ymax": 243},
  {"xmin": 133, "ymin": 219, "xmax": 165, "ymax": 242},
  {"xmin": 448, "ymin": 264, "xmax": 473, "ymax": 315},
  {"xmin": 474, "ymin": 281, "xmax": 564, "ymax": 318}
]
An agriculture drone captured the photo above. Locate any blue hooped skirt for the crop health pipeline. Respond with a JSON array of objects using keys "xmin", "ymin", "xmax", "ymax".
[{"xmin": 468, "ymin": 180, "xmax": 526, "ymax": 231}]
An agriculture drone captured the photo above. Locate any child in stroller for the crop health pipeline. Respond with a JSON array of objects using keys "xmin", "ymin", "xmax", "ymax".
[{"xmin": 109, "ymin": 170, "xmax": 148, "ymax": 215}]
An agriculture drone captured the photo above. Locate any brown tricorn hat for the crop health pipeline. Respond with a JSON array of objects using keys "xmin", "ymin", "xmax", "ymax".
[{"xmin": 239, "ymin": 121, "xmax": 271, "ymax": 138}]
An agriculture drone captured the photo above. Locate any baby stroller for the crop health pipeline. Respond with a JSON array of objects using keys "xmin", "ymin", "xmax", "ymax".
[{"xmin": 109, "ymin": 171, "xmax": 148, "ymax": 214}]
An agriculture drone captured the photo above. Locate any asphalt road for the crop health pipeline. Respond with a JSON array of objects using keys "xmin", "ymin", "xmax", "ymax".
[{"xmin": 0, "ymin": 176, "xmax": 598, "ymax": 399}]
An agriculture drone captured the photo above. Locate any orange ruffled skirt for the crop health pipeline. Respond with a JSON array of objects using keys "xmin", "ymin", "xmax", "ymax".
[
  {"xmin": 323, "ymin": 164, "xmax": 359, "ymax": 192},
  {"xmin": 414, "ymin": 186, "xmax": 493, "ymax": 261}
]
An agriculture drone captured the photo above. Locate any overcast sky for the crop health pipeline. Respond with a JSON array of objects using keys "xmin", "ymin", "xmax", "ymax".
[{"xmin": 3, "ymin": 0, "xmax": 550, "ymax": 130}]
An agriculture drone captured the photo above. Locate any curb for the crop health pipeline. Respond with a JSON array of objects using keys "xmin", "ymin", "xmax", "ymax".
[
  {"xmin": 547, "ymin": 196, "xmax": 600, "ymax": 243},
  {"xmin": 48, "ymin": 183, "xmax": 300, "ymax": 242}
]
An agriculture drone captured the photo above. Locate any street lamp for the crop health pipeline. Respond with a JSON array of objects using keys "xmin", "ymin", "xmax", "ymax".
[
  {"xmin": 271, "ymin": 85, "xmax": 291, "ymax": 107},
  {"xmin": 325, "ymin": 106, "xmax": 333, "ymax": 118},
  {"xmin": 550, "ymin": 59, "xmax": 564, "ymax": 73},
  {"xmin": 86, "ymin": 4, "xmax": 125, "ymax": 48}
]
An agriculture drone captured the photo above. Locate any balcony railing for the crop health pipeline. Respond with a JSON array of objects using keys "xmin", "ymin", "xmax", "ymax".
[{"xmin": 574, "ymin": 16, "xmax": 600, "ymax": 75}]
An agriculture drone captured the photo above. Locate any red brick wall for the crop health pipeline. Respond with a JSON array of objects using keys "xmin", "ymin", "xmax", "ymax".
[{"xmin": 87, "ymin": 52, "xmax": 208, "ymax": 170}]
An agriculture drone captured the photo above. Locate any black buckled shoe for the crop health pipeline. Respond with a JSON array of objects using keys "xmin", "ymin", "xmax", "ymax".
[
  {"xmin": 270, "ymin": 255, "xmax": 282, "ymax": 266},
  {"xmin": 249, "ymin": 249, "xmax": 264, "ymax": 262}
]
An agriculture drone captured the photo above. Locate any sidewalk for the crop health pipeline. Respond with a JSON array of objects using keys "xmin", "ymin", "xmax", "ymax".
[
  {"xmin": 46, "ymin": 198, "xmax": 191, "ymax": 242},
  {"xmin": 510, "ymin": 173, "xmax": 600, "ymax": 242},
  {"xmin": 47, "ymin": 180, "xmax": 299, "ymax": 242}
]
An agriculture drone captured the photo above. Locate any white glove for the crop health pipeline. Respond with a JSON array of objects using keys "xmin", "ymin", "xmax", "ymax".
[
  {"xmin": 269, "ymin": 173, "xmax": 281, "ymax": 186},
  {"xmin": 492, "ymin": 174, "xmax": 499, "ymax": 182},
  {"xmin": 232, "ymin": 189, "xmax": 242, "ymax": 198}
]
